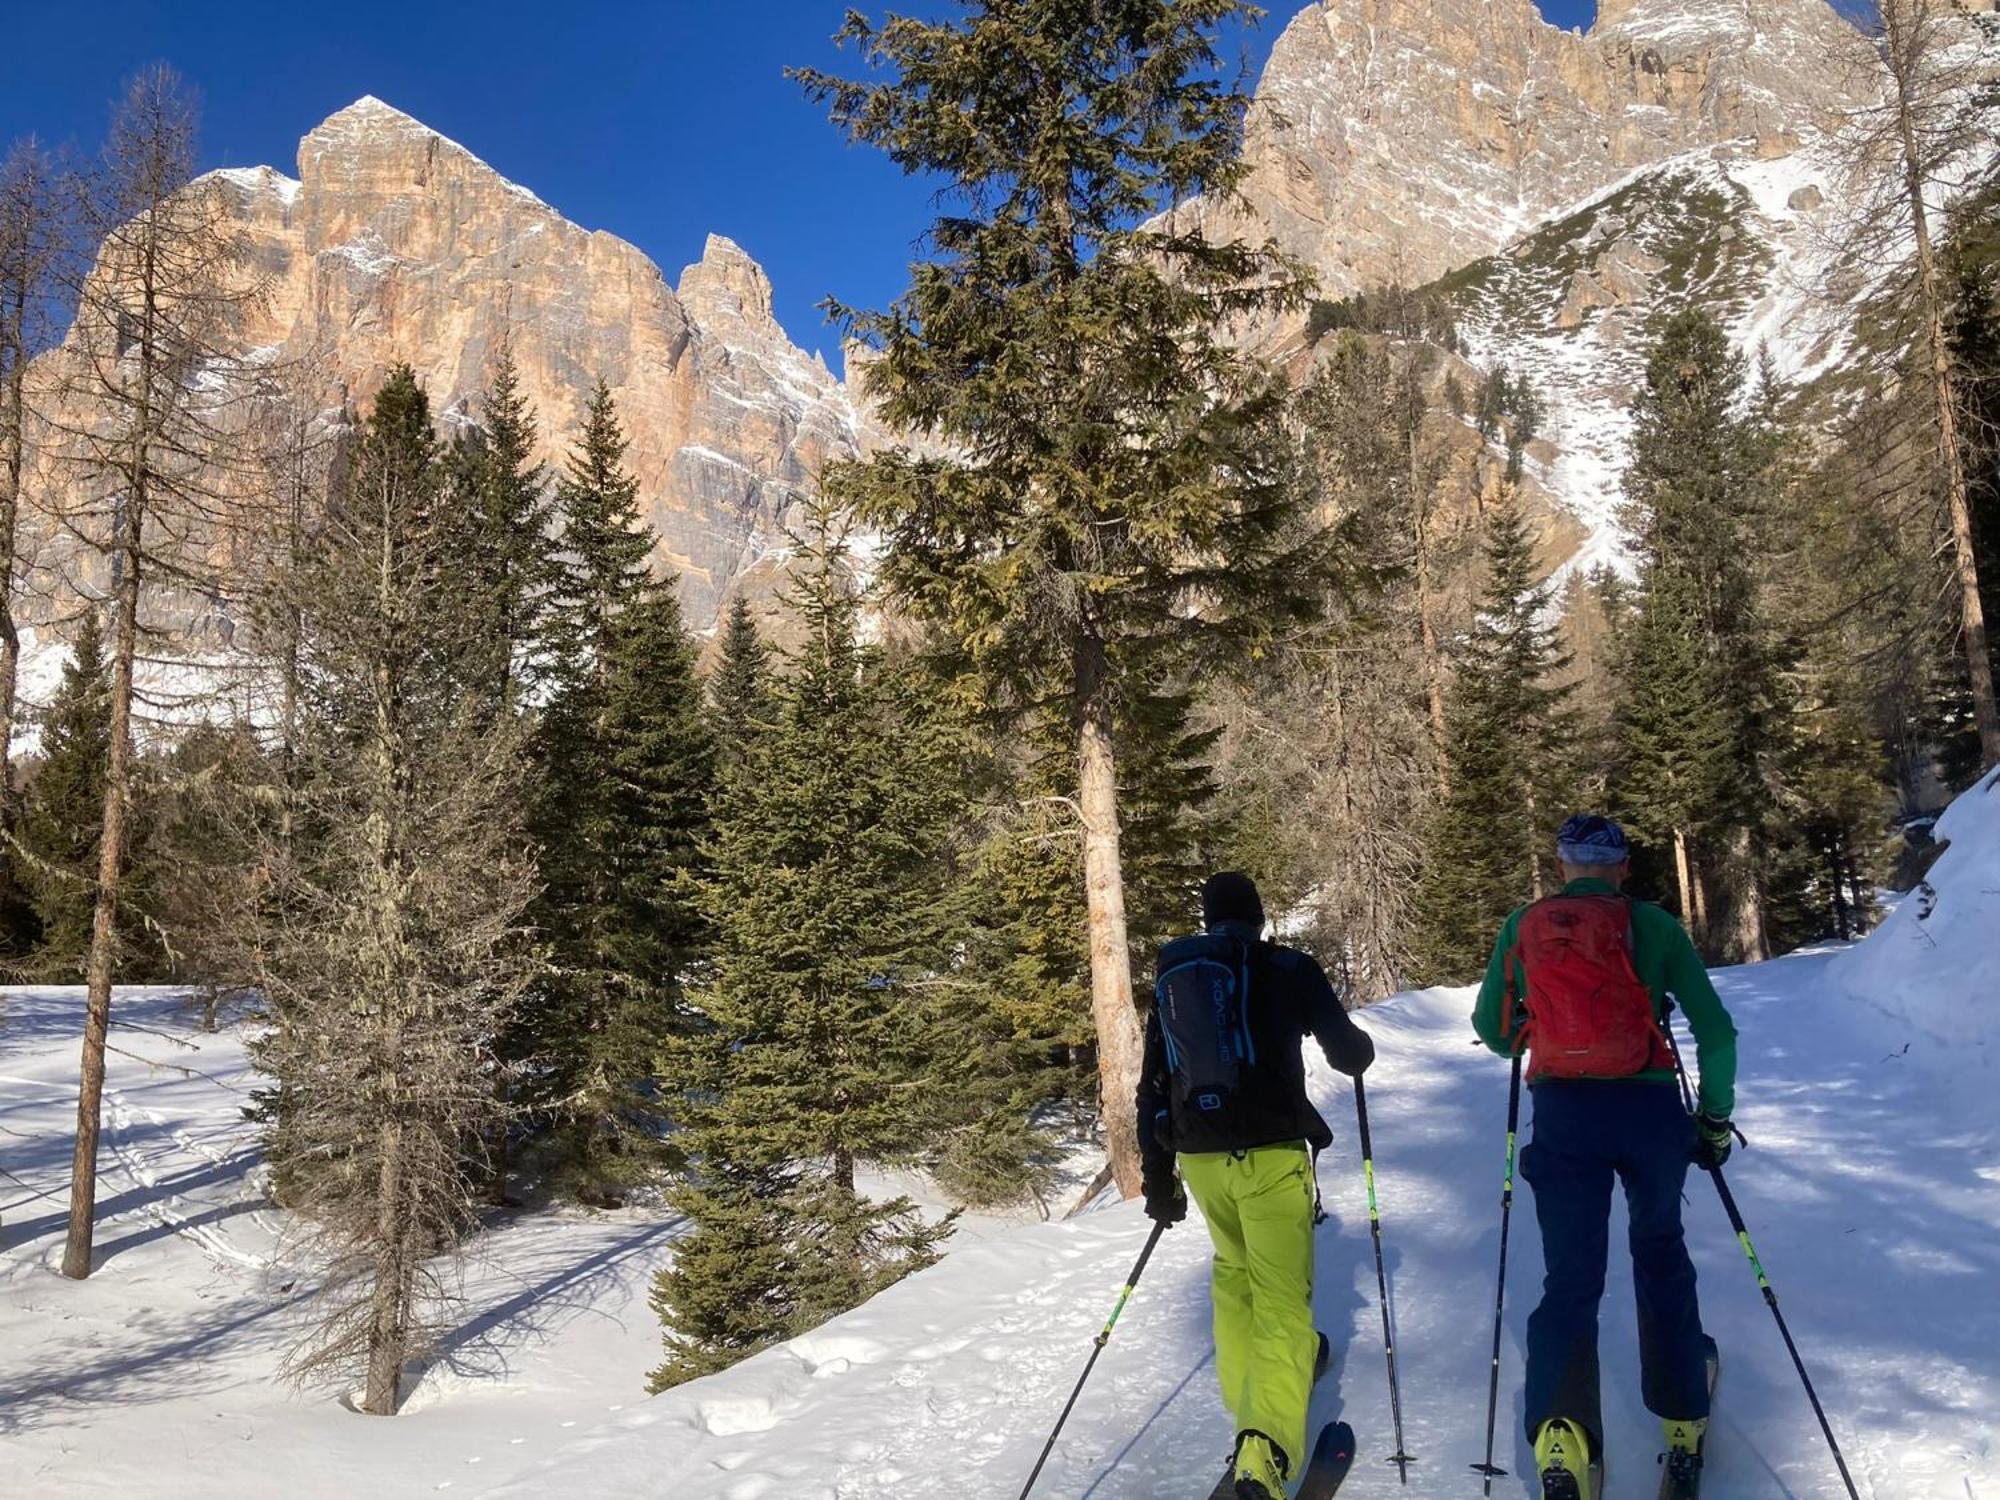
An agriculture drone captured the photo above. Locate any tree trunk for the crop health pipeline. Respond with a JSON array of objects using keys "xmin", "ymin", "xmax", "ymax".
[
  {"xmin": 1828, "ymin": 835, "xmax": 1852, "ymax": 942},
  {"xmin": 61, "ymin": 417, "xmax": 146, "ymax": 1283},
  {"xmin": 1726, "ymin": 825, "xmax": 1769, "ymax": 964},
  {"xmin": 1691, "ymin": 860, "xmax": 1712, "ymax": 954},
  {"xmin": 364, "ymin": 1117, "xmax": 407, "ymax": 1415},
  {"xmin": 0, "ymin": 270, "xmax": 23, "ymax": 819},
  {"xmin": 1889, "ymin": 10, "xmax": 2000, "ymax": 766},
  {"xmin": 1410, "ymin": 433, "xmax": 1448, "ymax": 784},
  {"xmin": 1526, "ymin": 781, "xmax": 1545, "ymax": 902},
  {"xmin": 1672, "ymin": 827, "xmax": 1695, "ymax": 929},
  {"xmin": 1075, "ymin": 636, "xmax": 1144, "ymax": 1200}
]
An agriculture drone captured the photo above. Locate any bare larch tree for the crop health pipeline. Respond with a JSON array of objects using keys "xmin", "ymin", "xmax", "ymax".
[
  {"xmin": 249, "ymin": 364, "xmax": 535, "ymax": 1416},
  {"xmin": 0, "ymin": 138, "xmax": 68, "ymax": 820},
  {"xmin": 41, "ymin": 66, "xmax": 261, "ymax": 1279}
]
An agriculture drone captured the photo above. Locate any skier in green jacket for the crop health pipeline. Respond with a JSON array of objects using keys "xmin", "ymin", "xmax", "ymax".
[{"xmin": 1470, "ymin": 814, "xmax": 1737, "ymax": 1499}]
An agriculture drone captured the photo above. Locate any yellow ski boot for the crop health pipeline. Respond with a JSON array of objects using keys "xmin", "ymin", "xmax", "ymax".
[
  {"xmin": 1534, "ymin": 1418, "xmax": 1598, "ymax": 1500},
  {"xmin": 1231, "ymin": 1429, "xmax": 1289, "ymax": 1500}
]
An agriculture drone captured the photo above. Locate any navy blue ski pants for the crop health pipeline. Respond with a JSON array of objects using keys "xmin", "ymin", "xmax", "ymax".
[{"xmin": 1520, "ymin": 1078, "xmax": 1712, "ymax": 1448}]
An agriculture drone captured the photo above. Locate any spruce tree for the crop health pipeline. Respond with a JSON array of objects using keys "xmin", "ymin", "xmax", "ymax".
[
  {"xmin": 1613, "ymin": 310, "xmax": 1781, "ymax": 956},
  {"xmin": 519, "ymin": 381, "xmax": 713, "ymax": 1201},
  {"xmin": 452, "ymin": 345, "xmax": 556, "ymax": 710},
  {"xmin": 708, "ymin": 595, "xmax": 773, "ymax": 775},
  {"xmin": 19, "ymin": 611, "xmax": 111, "ymax": 977},
  {"xmin": 543, "ymin": 379, "xmax": 653, "ymax": 691},
  {"xmin": 797, "ymin": 1, "xmax": 1335, "ymax": 1194},
  {"xmin": 649, "ymin": 517, "xmax": 971, "ymax": 1388},
  {"xmin": 1412, "ymin": 499, "xmax": 1574, "ymax": 982}
]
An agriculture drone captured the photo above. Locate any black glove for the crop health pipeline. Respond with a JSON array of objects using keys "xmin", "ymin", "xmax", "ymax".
[
  {"xmin": 1692, "ymin": 1113, "xmax": 1734, "ymax": 1170},
  {"xmin": 1142, "ymin": 1168, "xmax": 1187, "ymax": 1226}
]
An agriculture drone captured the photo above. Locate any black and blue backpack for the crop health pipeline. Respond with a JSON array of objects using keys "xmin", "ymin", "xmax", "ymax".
[{"xmin": 1153, "ymin": 932, "xmax": 1257, "ymax": 1124}]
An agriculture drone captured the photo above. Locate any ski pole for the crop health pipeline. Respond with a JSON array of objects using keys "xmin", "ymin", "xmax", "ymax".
[
  {"xmin": 1662, "ymin": 1018, "xmax": 1861, "ymax": 1500},
  {"xmin": 1352, "ymin": 1075, "xmax": 1414, "ymax": 1483},
  {"xmin": 1471, "ymin": 1049, "xmax": 1524, "ymax": 1493},
  {"xmin": 1017, "ymin": 1218, "xmax": 1168, "ymax": 1500}
]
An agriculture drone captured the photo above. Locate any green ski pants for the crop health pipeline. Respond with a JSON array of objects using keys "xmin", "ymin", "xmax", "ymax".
[{"xmin": 1180, "ymin": 1142, "xmax": 1318, "ymax": 1473}]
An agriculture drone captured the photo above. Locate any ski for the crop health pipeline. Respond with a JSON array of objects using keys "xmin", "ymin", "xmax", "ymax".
[
  {"xmin": 1657, "ymin": 1343, "xmax": 1722, "ymax": 1500},
  {"xmin": 1206, "ymin": 1335, "xmax": 1332, "ymax": 1499},
  {"xmin": 1296, "ymin": 1421, "xmax": 1358, "ymax": 1500}
]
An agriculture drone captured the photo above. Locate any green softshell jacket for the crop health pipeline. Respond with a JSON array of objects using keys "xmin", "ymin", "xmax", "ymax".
[{"xmin": 1470, "ymin": 876, "xmax": 1738, "ymax": 1117}]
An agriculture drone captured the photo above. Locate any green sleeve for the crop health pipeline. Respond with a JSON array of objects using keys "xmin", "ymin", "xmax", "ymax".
[
  {"xmin": 1471, "ymin": 909, "xmax": 1525, "ymax": 1056},
  {"xmin": 1648, "ymin": 906, "xmax": 1738, "ymax": 1118}
]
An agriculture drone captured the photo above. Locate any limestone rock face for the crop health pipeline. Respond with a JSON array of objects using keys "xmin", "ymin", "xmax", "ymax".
[
  {"xmin": 70, "ymin": 97, "xmax": 865, "ymax": 629},
  {"xmin": 1199, "ymin": 0, "xmax": 1869, "ymax": 302}
]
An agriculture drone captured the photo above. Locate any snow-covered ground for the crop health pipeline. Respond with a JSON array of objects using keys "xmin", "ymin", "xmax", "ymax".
[{"xmin": 4, "ymin": 771, "xmax": 1997, "ymax": 1497}]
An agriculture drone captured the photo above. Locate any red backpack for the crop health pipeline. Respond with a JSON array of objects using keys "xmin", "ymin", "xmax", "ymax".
[{"xmin": 1504, "ymin": 894, "xmax": 1671, "ymax": 1082}]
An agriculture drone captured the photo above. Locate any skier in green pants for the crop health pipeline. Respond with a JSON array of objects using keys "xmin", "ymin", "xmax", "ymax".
[{"xmin": 1136, "ymin": 872, "xmax": 1375, "ymax": 1500}]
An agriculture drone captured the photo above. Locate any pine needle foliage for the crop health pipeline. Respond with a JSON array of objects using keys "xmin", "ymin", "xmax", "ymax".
[
  {"xmin": 449, "ymin": 347, "xmax": 558, "ymax": 711},
  {"xmin": 648, "ymin": 517, "xmax": 973, "ymax": 1389},
  {"xmin": 17, "ymin": 611, "xmax": 112, "ymax": 976},
  {"xmin": 1412, "ymin": 499, "xmax": 1575, "ymax": 982},
  {"xmin": 708, "ymin": 595, "xmax": 774, "ymax": 777},
  {"xmin": 795, "ymin": 0, "xmax": 1338, "ymax": 1191},
  {"xmin": 520, "ymin": 380, "xmax": 714, "ymax": 1202}
]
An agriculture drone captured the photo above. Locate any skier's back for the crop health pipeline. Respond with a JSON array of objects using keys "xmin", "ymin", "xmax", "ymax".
[
  {"xmin": 1136, "ymin": 871, "xmax": 1374, "ymax": 1500},
  {"xmin": 1472, "ymin": 815, "xmax": 1738, "ymax": 1499}
]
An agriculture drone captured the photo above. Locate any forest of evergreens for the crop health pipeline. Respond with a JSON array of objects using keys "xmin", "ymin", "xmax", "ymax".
[{"xmin": 0, "ymin": 0, "xmax": 1994, "ymax": 1411}]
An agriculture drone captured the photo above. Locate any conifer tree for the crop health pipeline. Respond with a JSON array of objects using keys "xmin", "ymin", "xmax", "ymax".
[
  {"xmin": 543, "ymin": 379, "xmax": 652, "ymax": 690},
  {"xmin": 707, "ymin": 595, "xmax": 772, "ymax": 775},
  {"xmin": 452, "ymin": 346, "xmax": 556, "ymax": 710},
  {"xmin": 18, "ymin": 611, "xmax": 111, "ymax": 975},
  {"xmin": 250, "ymin": 365, "xmax": 535, "ymax": 1415},
  {"xmin": 1613, "ymin": 310, "xmax": 1781, "ymax": 956},
  {"xmin": 649, "ymin": 516, "xmax": 972, "ymax": 1387},
  {"xmin": 519, "ymin": 381, "xmax": 713, "ymax": 1200},
  {"xmin": 46, "ymin": 66, "xmax": 260, "ymax": 1280},
  {"xmin": 797, "ymin": 0, "xmax": 1335, "ymax": 1195},
  {"xmin": 1412, "ymin": 499, "xmax": 1574, "ymax": 981}
]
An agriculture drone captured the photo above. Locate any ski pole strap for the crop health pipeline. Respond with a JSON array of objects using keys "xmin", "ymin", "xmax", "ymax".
[{"xmin": 1311, "ymin": 1142, "xmax": 1326, "ymax": 1226}]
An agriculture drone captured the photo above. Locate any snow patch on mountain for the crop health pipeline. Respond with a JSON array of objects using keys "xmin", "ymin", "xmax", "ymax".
[{"xmin": 1448, "ymin": 134, "xmax": 1871, "ymax": 581}]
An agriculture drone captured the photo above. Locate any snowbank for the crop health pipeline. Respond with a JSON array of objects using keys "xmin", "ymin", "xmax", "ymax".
[{"xmin": 1833, "ymin": 766, "xmax": 2000, "ymax": 1064}]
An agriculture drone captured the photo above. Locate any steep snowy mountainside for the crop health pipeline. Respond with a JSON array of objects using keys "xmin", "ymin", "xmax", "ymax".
[
  {"xmin": 1435, "ymin": 138, "xmax": 1853, "ymax": 578},
  {"xmin": 1194, "ymin": 0, "xmax": 1866, "ymax": 309}
]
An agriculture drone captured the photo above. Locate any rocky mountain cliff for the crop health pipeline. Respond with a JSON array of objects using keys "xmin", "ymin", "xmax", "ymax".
[
  {"xmin": 1198, "ymin": 0, "xmax": 1870, "ymax": 302},
  {"xmin": 47, "ymin": 97, "xmax": 870, "ymax": 631}
]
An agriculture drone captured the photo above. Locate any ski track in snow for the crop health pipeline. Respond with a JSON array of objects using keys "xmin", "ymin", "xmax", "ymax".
[
  {"xmin": 3, "ymin": 778, "xmax": 1998, "ymax": 1498},
  {"xmin": 486, "ymin": 938, "xmax": 1999, "ymax": 1500}
]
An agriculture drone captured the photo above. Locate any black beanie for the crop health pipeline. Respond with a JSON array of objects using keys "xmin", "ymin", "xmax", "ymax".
[{"xmin": 1201, "ymin": 871, "xmax": 1265, "ymax": 931}]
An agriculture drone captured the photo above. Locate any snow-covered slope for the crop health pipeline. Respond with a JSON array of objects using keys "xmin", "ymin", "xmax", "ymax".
[
  {"xmin": 6, "ymin": 773, "xmax": 1998, "ymax": 1498},
  {"xmin": 494, "ymin": 945, "xmax": 1998, "ymax": 1499},
  {"xmin": 1442, "ymin": 136, "xmax": 1859, "ymax": 581},
  {"xmin": 1836, "ymin": 765, "xmax": 2000, "ymax": 1063}
]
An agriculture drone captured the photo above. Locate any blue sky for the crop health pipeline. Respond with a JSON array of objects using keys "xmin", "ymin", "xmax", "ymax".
[{"xmin": 2, "ymin": 0, "xmax": 1599, "ymax": 368}]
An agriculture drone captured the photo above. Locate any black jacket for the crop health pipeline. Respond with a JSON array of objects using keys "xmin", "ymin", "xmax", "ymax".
[{"xmin": 1135, "ymin": 921, "xmax": 1375, "ymax": 1179}]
